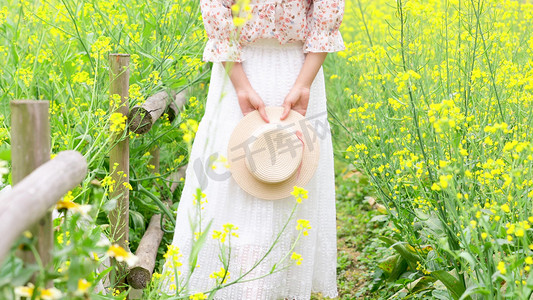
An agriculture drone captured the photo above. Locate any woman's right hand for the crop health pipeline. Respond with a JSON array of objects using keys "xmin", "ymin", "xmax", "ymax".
[
  {"xmin": 222, "ymin": 61, "xmax": 270, "ymax": 123},
  {"xmin": 236, "ymin": 88, "xmax": 269, "ymax": 123}
]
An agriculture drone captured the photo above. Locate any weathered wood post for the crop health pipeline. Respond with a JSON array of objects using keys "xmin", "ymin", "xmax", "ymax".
[
  {"xmin": 108, "ymin": 54, "xmax": 130, "ymax": 284},
  {"xmin": 10, "ymin": 100, "xmax": 52, "ymax": 277}
]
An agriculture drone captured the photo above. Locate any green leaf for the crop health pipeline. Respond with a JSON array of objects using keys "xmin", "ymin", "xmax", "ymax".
[
  {"xmin": 0, "ymin": 150, "xmax": 10, "ymax": 161},
  {"xmin": 73, "ymin": 134, "xmax": 93, "ymax": 145},
  {"xmin": 378, "ymin": 254, "xmax": 399, "ymax": 275},
  {"xmin": 379, "ymin": 236, "xmax": 420, "ymax": 269},
  {"xmin": 137, "ymin": 184, "xmax": 175, "ymax": 226},
  {"xmin": 370, "ymin": 214, "xmax": 388, "ymax": 223},
  {"xmin": 102, "ymin": 197, "xmax": 117, "ymax": 212},
  {"xmin": 10, "ymin": 265, "xmax": 39, "ymax": 287},
  {"xmin": 389, "ymin": 256, "xmax": 409, "ymax": 282},
  {"xmin": 188, "ymin": 220, "xmax": 213, "ymax": 275},
  {"xmin": 129, "ymin": 210, "xmax": 146, "ymax": 231},
  {"xmin": 459, "ymin": 285, "xmax": 490, "ymax": 300},
  {"xmin": 458, "ymin": 252, "xmax": 477, "ymax": 269},
  {"xmin": 409, "ymin": 276, "xmax": 437, "ymax": 294},
  {"xmin": 432, "ymin": 289, "xmax": 452, "ymax": 300},
  {"xmin": 431, "ymin": 270, "xmax": 468, "ymax": 300},
  {"xmin": 93, "ymin": 266, "xmax": 113, "ymax": 288},
  {"xmin": 378, "ymin": 254, "xmax": 409, "ymax": 281}
]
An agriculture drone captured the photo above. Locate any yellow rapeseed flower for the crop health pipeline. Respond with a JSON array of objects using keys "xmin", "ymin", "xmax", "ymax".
[
  {"xmin": 296, "ymin": 219, "xmax": 311, "ymax": 236},
  {"xmin": 106, "ymin": 244, "xmax": 138, "ymax": 267},
  {"xmin": 76, "ymin": 279, "xmax": 91, "ymax": 295},
  {"xmin": 497, "ymin": 261, "xmax": 507, "ymax": 275},
  {"xmin": 190, "ymin": 293, "xmax": 208, "ymax": 300},
  {"xmin": 210, "ymin": 267, "xmax": 230, "ymax": 284},
  {"xmin": 109, "ymin": 112, "xmax": 127, "ymax": 132},
  {"xmin": 290, "ymin": 252, "xmax": 303, "ymax": 265},
  {"xmin": 56, "ymin": 192, "xmax": 91, "ymax": 215},
  {"xmin": 212, "ymin": 223, "xmax": 239, "ymax": 243},
  {"xmin": 14, "ymin": 284, "xmax": 34, "ymax": 298},
  {"xmin": 291, "ymin": 186, "xmax": 308, "ymax": 203},
  {"xmin": 501, "ymin": 204, "xmax": 511, "ymax": 213}
]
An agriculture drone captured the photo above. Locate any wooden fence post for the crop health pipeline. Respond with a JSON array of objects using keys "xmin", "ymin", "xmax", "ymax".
[
  {"xmin": 10, "ymin": 100, "xmax": 52, "ymax": 279},
  {"xmin": 109, "ymin": 54, "xmax": 130, "ymax": 284}
]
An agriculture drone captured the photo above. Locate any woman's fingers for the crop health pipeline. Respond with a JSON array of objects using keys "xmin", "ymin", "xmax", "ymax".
[
  {"xmin": 257, "ymin": 103, "xmax": 270, "ymax": 123},
  {"xmin": 237, "ymin": 95, "xmax": 253, "ymax": 116},
  {"xmin": 281, "ymin": 89, "xmax": 298, "ymax": 120},
  {"xmin": 295, "ymin": 107, "xmax": 306, "ymax": 117},
  {"xmin": 297, "ymin": 89, "xmax": 310, "ymax": 117},
  {"xmin": 280, "ymin": 101, "xmax": 292, "ymax": 120}
]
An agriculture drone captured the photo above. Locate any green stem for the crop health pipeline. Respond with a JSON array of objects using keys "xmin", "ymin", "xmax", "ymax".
[{"xmin": 137, "ymin": 184, "xmax": 176, "ymax": 226}]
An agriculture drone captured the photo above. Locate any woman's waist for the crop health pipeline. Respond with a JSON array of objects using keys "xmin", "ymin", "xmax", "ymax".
[{"xmin": 242, "ymin": 38, "xmax": 304, "ymax": 50}]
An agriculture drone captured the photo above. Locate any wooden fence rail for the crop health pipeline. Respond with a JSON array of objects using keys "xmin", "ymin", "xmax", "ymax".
[
  {"xmin": 0, "ymin": 150, "xmax": 88, "ymax": 264},
  {"xmin": 128, "ymin": 91, "xmax": 188, "ymax": 134}
]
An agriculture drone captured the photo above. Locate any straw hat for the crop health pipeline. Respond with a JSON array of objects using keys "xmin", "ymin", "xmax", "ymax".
[{"xmin": 227, "ymin": 106, "xmax": 320, "ymax": 200}]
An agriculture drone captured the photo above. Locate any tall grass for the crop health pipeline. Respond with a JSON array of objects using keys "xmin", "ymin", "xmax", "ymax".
[{"xmin": 329, "ymin": 0, "xmax": 533, "ymax": 298}]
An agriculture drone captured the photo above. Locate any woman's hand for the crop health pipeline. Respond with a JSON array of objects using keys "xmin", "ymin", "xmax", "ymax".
[
  {"xmin": 281, "ymin": 52, "xmax": 328, "ymax": 120},
  {"xmin": 281, "ymin": 85, "xmax": 311, "ymax": 118},
  {"xmin": 236, "ymin": 87, "xmax": 269, "ymax": 123},
  {"xmin": 222, "ymin": 61, "xmax": 270, "ymax": 123}
]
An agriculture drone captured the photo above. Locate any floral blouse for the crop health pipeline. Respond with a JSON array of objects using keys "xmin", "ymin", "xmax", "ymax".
[{"xmin": 200, "ymin": 0, "xmax": 345, "ymax": 62}]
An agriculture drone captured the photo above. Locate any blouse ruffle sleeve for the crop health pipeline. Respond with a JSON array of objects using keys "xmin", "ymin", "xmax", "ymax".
[
  {"xmin": 304, "ymin": 0, "xmax": 345, "ymax": 53},
  {"xmin": 201, "ymin": 0, "xmax": 243, "ymax": 62}
]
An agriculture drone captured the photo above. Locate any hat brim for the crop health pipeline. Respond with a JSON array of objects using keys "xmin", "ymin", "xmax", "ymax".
[{"xmin": 227, "ymin": 107, "xmax": 320, "ymax": 200}]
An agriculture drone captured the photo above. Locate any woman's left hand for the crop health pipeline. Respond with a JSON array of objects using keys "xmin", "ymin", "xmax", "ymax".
[{"xmin": 281, "ymin": 85, "xmax": 311, "ymax": 119}]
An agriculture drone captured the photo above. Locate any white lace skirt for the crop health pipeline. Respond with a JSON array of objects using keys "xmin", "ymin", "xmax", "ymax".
[{"xmin": 160, "ymin": 39, "xmax": 338, "ymax": 300}]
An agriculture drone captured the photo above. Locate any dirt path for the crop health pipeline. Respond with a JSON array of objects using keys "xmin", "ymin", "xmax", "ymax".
[{"xmin": 312, "ymin": 168, "xmax": 383, "ymax": 299}]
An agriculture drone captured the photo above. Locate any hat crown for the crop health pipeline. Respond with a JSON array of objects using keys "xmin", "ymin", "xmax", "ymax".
[
  {"xmin": 245, "ymin": 125, "xmax": 304, "ymax": 183},
  {"xmin": 227, "ymin": 107, "xmax": 320, "ymax": 200}
]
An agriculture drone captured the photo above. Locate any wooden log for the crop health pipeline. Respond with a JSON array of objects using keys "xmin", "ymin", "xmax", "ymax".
[
  {"xmin": 9, "ymin": 100, "xmax": 53, "ymax": 274},
  {"xmin": 127, "ymin": 214, "xmax": 163, "ymax": 289},
  {"xmin": 126, "ymin": 163, "xmax": 187, "ymax": 290},
  {"xmin": 0, "ymin": 151, "xmax": 87, "ymax": 264},
  {"xmin": 108, "ymin": 54, "xmax": 130, "ymax": 250},
  {"xmin": 129, "ymin": 90, "xmax": 189, "ymax": 134},
  {"xmin": 128, "ymin": 90, "xmax": 176, "ymax": 134},
  {"xmin": 165, "ymin": 91, "xmax": 188, "ymax": 124}
]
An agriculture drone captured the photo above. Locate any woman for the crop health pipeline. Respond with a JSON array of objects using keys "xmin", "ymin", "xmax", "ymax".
[{"xmin": 161, "ymin": 1, "xmax": 345, "ymax": 299}]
